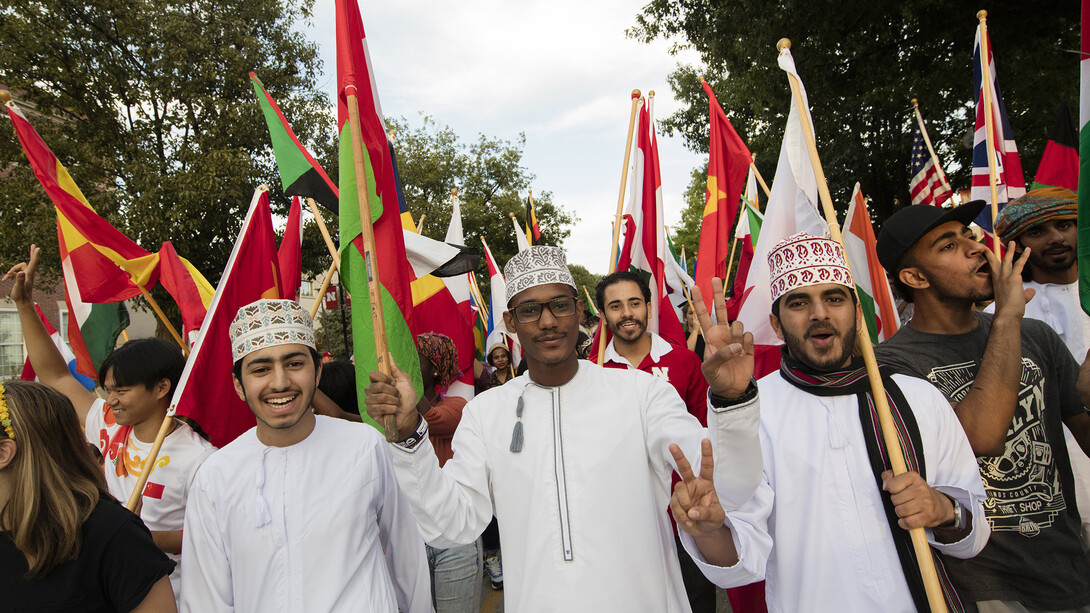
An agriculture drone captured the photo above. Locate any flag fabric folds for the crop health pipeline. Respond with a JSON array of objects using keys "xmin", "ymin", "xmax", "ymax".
[
  {"xmin": 909, "ymin": 105, "xmax": 953, "ymax": 207},
  {"xmin": 277, "ymin": 196, "xmax": 304, "ymax": 301},
  {"xmin": 615, "ymin": 97, "xmax": 685, "ymax": 345},
  {"xmin": 173, "ymin": 188, "xmax": 284, "ymax": 448},
  {"xmin": 512, "ymin": 214, "xmax": 531, "ymax": 252},
  {"xmin": 482, "ymin": 240, "xmax": 521, "ymax": 369},
  {"xmin": 250, "ymin": 72, "xmax": 340, "ymax": 212},
  {"xmin": 157, "ymin": 242, "xmax": 216, "ymax": 343},
  {"xmin": 20, "ymin": 303, "xmax": 96, "ymax": 391},
  {"xmin": 336, "ymin": 0, "xmax": 423, "ymax": 417},
  {"xmin": 735, "ymin": 46, "xmax": 829, "ymax": 378},
  {"xmin": 971, "ymin": 25, "xmax": 1027, "ymax": 234},
  {"xmin": 1080, "ymin": 1, "xmax": 1090, "ymax": 315},
  {"xmin": 843, "ymin": 184, "xmax": 900, "ymax": 344},
  {"xmin": 694, "ymin": 79, "xmax": 754, "ymax": 307},
  {"xmin": 525, "ymin": 195, "xmax": 541, "ymax": 244},
  {"xmin": 1033, "ymin": 101, "xmax": 1080, "ymax": 191}
]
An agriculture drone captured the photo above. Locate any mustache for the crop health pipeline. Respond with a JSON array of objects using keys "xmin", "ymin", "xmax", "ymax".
[{"xmin": 806, "ymin": 323, "xmax": 838, "ymax": 337}]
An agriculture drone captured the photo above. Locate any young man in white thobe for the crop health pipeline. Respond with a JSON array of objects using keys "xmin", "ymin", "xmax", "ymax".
[
  {"xmin": 670, "ymin": 233, "xmax": 990, "ymax": 613},
  {"xmin": 180, "ymin": 299, "xmax": 432, "ymax": 612},
  {"xmin": 365, "ymin": 245, "xmax": 767, "ymax": 612}
]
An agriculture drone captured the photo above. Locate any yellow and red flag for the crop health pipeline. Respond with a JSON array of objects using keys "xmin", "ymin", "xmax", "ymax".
[{"xmin": 694, "ymin": 80, "xmax": 753, "ymax": 306}]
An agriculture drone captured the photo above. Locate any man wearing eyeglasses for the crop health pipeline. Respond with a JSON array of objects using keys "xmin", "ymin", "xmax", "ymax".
[{"xmin": 365, "ymin": 245, "xmax": 768, "ymax": 612}]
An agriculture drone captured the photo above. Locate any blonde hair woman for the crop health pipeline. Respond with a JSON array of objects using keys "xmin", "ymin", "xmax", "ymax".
[{"xmin": 0, "ymin": 381, "xmax": 177, "ymax": 611}]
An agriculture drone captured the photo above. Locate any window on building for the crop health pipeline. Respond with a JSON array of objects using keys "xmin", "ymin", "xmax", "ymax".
[
  {"xmin": 0, "ymin": 309, "xmax": 24, "ymax": 379},
  {"xmin": 58, "ymin": 308, "xmax": 70, "ymax": 346},
  {"xmin": 300, "ymin": 281, "xmax": 313, "ymax": 297}
]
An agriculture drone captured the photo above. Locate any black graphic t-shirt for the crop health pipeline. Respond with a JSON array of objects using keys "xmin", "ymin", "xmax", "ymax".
[{"xmin": 876, "ymin": 311, "xmax": 1090, "ymax": 609}]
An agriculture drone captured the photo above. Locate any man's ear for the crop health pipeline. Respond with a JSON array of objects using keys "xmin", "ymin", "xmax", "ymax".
[
  {"xmin": 502, "ymin": 310, "xmax": 516, "ymax": 331},
  {"xmin": 232, "ymin": 373, "xmax": 246, "ymax": 402},
  {"xmin": 769, "ymin": 313, "xmax": 785, "ymax": 341},
  {"xmin": 898, "ymin": 266, "xmax": 930, "ymax": 292},
  {"xmin": 855, "ymin": 298, "xmax": 866, "ymax": 333},
  {"xmin": 0, "ymin": 438, "xmax": 17, "ymax": 471},
  {"xmin": 154, "ymin": 378, "xmax": 171, "ymax": 401}
]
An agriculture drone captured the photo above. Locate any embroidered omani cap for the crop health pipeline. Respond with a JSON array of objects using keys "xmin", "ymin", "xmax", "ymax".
[
  {"xmin": 230, "ymin": 299, "xmax": 315, "ymax": 362},
  {"xmin": 995, "ymin": 187, "xmax": 1077, "ymax": 243},
  {"xmin": 768, "ymin": 233, "xmax": 854, "ymax": 303},
  {"xmin": 503, "ymin": 245, "xmax": 576, "ymax": 305}
]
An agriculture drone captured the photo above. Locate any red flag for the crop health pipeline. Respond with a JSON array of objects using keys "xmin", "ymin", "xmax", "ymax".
[
  {"xmin": 172, "ymin": 188, "xmax": 284, "ymax": 448},
  {"xmin": 277, "ymin": 196, "xmax": 304, "ymax": 301},
  {"xmin": 1033, "ymin": 101, "xmax": 1079, "ymax": 190},
  {"xmin": 157, "ymin": 242, "xmax": 216, "ymax": 344},
  {"xmin": 615, "ymin": 97, "xmax": 685, "ymax": 345},
  {"xmin": 695, "ymin": 80, "xmax": 753, "ymax": 307}
]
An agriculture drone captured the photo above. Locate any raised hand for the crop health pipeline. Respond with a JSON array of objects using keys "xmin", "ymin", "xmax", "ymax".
[
  {"xmin": 364, "ymin": 357, "xmax": 422, "ymax": 440},
  {"xmin": 2, "ymin": 244, "xmax": 41, "ymax": 305},
  {"xmin": 691, "ymin": 277, "xmax": 754, "ymax": 398},
  {"xmin": 986, "ymin": 241, "xmax": 1033, "ymax": 318},
  {"xmin": 669, "ymin": 439, "xmax": 726, "ymax": 534}
]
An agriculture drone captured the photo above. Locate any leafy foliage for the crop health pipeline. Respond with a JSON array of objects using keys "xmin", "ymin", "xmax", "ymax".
[{"xmin": 630, "ymin": 0, "xmax": 1078, "ymax": 223}]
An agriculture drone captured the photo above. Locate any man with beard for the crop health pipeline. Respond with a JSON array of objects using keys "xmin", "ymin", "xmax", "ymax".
[
  {"xmin": 364, "ymin": 245, "xmax": 766, "ymax": 612},
  {"xmin": 668, "ymin": 233, "xmax": 989, "ymax": 612},
  {"xmin": 985, "ymin": 188, "xmax": 1090, "ymax": 544},
  {"xmin": 874, "ymin": 203, "xmax": 1090, "ymax": 612},
  {"xmin": 595, "ymin": 270, "xmax": 714, "ymax": 611},
  {"xmin": 180, "ymin": 299, "xmax": 431, "ymax": 612}
]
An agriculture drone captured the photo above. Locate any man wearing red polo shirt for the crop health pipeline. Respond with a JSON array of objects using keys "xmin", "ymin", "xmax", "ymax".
[{"xmin": 596, "ymin": 270, "xmax": 714, "ymax": 612}]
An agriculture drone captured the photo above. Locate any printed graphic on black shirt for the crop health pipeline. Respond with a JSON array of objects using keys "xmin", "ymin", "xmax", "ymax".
[{"xmin": 926, "ymin": 357, "xmax": 1066, "ymax": 536}]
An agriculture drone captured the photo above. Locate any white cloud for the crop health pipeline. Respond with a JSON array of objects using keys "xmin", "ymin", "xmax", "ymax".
[{"xmin": 303, "ymin": 0, "xmax": 706, "ymax": 273}]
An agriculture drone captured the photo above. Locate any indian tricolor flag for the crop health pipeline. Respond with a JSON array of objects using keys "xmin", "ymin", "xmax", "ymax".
[
  {"xmin": 843, "ymin": 184, "xmax": 899, "ymax": 344},
  {"xmin": 1079, "ymin": 0, "xmax": 1090, "ymax": 315},
  {"xmin": 336, "ymin": 0, "xmax": 423, "ymax": 413}
]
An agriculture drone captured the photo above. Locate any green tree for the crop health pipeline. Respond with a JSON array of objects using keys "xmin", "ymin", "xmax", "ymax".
[
  {"xmin": 0, "ymin": 0, "xmax": 336, "ymax": 332},
  {"xmin": 630, "ymin": 0, "xmax": 1078, "ymax": 223},
  {"xmin": 568, "ymin": 264, "xmax": 604, "ymax": 307},
  {"xmin": 671, "ymin": 164, "xmax": 707, "ymax": 277},
  {"xmin": 388, "ymin": 114, "xmax": 576, "ymax": 301}
]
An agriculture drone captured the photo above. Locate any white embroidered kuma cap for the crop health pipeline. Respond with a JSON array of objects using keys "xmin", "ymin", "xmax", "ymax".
[
  {"xmin": 767, "ymin": 233, "xmax": 854, "ymax": 304},
  {"xmin": 230, "ymin": 299, "xmax": 316, "ymax": 362},
  {"xmin": 503, "ymin": 245, "xmax": 576, "ymax": 305}
]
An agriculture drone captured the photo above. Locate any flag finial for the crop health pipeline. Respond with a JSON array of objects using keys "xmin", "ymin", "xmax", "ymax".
[
  {"xmin": 777, "ymin": 38, "xmax": 791, "ymax": 51},
  {"xmin": 976, "ymin": 9, "xmax": 987, "ymax": 20},
  {"xmin": 631, "ymin": 89, "xmax": 641, "ymax": 99},
  {"xmin": 698, "ymin": 75, "xmax": 705, "ymax": 83},
  {"xmin": 0, "ymin": 90, "xmax": 10, "ymax": 104}
]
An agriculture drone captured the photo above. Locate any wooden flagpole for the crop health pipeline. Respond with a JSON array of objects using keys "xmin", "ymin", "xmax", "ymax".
[
  {"xmin": 135, "ymin": 284, "xmax": 188, "ymax": 355},
  {"xmin": 345, "ymin": 88, "xmax": 398, "ymax": 442},
  {"xmin": 596, "ymin": 90, "xmax": 642, "ymax": 365},
  {"xmin": 777, "ymin": 38, "xmax": 949, "ymax": 613},
  {"xmin": 911, "ymin": 100, "xmax": 954, "ymax": 206},
  {"xmin": 309, "ymin": 260, "xmax": 338, "ymax": 320},
  {"xmin": 750, "ymin": 159, "xmax": 772, "ymax": 200},
  {"xmin": 306, "ymin": 198, "xmax": 342, "ymax": 272},
  {"xmin": 121, "ymin": 330, "xmax": 131, "ymax": 342},
  {"xmin": 416, "ymin": 214, "xmax": 426, "ymax": 234},
  {"xmin": 125, "ymin": 407, "xmax": 176, "ymax": 511},
  {"xmin": 527, "ymin": 189, "xmax": 535, "ymax": 246},
  {"xmin": 976, "ymin": 11, "xmax": 1002, "ymax": 257}
]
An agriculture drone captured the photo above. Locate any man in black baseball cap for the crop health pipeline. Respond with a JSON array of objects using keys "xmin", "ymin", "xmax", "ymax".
[{"xmin": 873, "ymin": 203, "xmax": 1090, "ymax": 612}]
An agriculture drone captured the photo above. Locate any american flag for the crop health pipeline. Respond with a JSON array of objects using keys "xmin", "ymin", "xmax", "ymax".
[
  {"xmin": 909, "ymin": 120, "xmax": 951, "ymax": 206},
  {"xmin": 970, "ymin": 23, "xmax": 1025, "ymax": 234}
]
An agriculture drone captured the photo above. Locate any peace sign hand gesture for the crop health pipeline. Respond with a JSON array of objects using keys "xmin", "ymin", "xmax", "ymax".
[{"xmin": 691, "ymin": 277, "xmax": 754, "ymax": 398}]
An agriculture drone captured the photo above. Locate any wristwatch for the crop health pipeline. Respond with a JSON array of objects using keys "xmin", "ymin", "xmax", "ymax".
[{"xmin": 943, "ymin": 496, "xmax": 967, "ymax": 531}]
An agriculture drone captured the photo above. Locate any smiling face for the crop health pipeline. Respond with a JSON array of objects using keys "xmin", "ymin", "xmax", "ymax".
[
  {"xmin": 233, "ymin": 343, "xmax": 320, "ymax": 447},
  {"xmin": 602, "ymin": 280, "xmax": 649, "ymax": 344},
  {"xmin": 1017, "ymin": 218, "xmax": 1077, "ymax": 278},
  {"xmin": 900, "ymin": 221, "xmax": 993, "ymax": 304},
  {"xmin": 489, "ymin": 347, "xmax": 510, "ymax": 370},
  {"xmin": 770, "ymin": 283, "xmax": 860, "ymax": 372},
  {"xmin": 102, "ymin": 368, "xmax": 169, "ymax": 427}
]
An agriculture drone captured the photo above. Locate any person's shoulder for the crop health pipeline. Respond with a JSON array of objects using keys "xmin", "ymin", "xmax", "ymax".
[
  {"xmin": 83, "ymin": 498, "xmax": 145, "ymax": 543},
  {"xmin": 314, "ymin": 414, "xmax": 386, "ymax": 447},
  {"xmin": 164, "ymin": 420, "xmax": 216, "ymax": 456},
  {"xmin": 193, "ymin": 428, "xmax": 258, "ymax": 475},
  {"xmin": 663, "ymin": 343, "xmax": 703, "ymax": 368}
]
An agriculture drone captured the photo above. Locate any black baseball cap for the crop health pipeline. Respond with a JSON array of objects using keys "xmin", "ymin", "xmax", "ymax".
[{"xmin": 875, "ymin": 200, "xmax": 987, "ymax": 274}]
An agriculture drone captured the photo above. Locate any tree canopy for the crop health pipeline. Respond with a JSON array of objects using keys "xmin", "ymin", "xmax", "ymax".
[
  {"xmin": 630, "ymin": 0, "xmax": 1079, "ymax": 226},
  {"xmin": 0, "ymin": 0, "xmax": 335, "ymax": 326}
]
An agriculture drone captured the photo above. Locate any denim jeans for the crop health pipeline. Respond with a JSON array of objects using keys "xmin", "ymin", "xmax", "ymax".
[{"xmin": 426, "ymin": 539, "xmax": 482, "ymax": 613}]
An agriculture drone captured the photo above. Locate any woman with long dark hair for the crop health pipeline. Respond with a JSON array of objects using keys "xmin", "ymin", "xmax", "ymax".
[{"xmin": 0, "ymin": 381, "xmax": 176, "ymax": 612}]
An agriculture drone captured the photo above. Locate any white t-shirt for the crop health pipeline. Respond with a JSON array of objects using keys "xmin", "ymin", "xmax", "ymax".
[{"xmin": 84, "ymin": 397, "xmax": 216, "ymax": 600}]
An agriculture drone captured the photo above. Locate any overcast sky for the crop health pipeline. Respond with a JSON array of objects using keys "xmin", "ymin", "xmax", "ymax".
[{"xmin": 302, "ymin": 0, "xmax": 705, "ymax": 274}]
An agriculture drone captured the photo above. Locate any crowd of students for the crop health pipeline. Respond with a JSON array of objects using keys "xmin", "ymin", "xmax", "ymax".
[{"xmin": 1, "ymin": 191, "xmax": 1089, "ymax": 613}]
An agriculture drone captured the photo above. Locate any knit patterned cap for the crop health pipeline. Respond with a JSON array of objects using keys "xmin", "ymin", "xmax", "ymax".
[
  {"xmin": 994, "ymin": 187, "xmax": 1077, "ymax": 242},
  {"xmin": 768, "ymin": 233, "xmax": 854, "ymax": 303},
  {"xmin": 230, "ymin": 299, "xmax": 315, "ymax": 362},
  {"xmin": 503, "ymin": 245, "xmax": 576, "ymax": 305}
]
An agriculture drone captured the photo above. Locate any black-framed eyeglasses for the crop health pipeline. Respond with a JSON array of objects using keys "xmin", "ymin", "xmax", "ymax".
[{"xmin": 510, "ymin": 296, "xmax": 578, "ymax": 324}]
